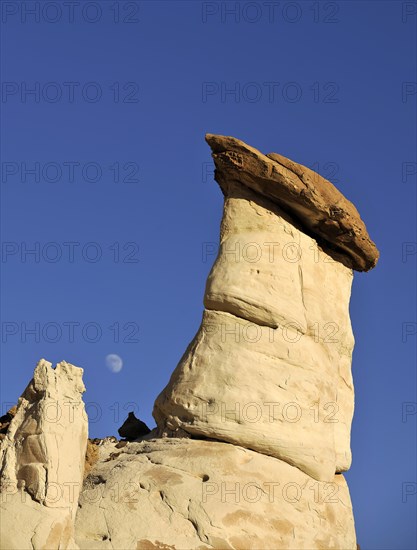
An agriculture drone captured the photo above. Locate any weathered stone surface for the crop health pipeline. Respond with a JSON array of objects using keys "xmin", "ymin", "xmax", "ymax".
[
  {"xmin": 205, "ymin": 133, "xmax": 379, "ymax": 272},
  {"xmin": 1, "ymin": 135, "xmax": 377, "ymax": 549},
  {"xmin": 75, "ymin": 437, "xmax": 356, "ymax": 550},
  {"xmin": 0, "ymin": 359, "xmax": 88, "ymax": 549},
  {"xmin": 84, "ymin": 440, "xmax": 100, "ymax": 480},
  {"xmin": 154, "ymin": 182, "xmax": 355, "ymax": 481},
  {"xmin": 0, "ymin": 405, "xmax": 17, "ymax": 442}
]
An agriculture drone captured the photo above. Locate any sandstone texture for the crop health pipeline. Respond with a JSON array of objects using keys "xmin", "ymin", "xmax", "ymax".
[
  {"xmin": 1, "ymin": 134, "xmax": 378, "ymax": 549},
  {"xmin": 0, "ymin": 359, "xmax": 88, "ymax": 550},
  {"xmin": 154, "ymin": 179, "xmax": 356, "ymax": 481},
  {"xmin": 0, "ymin": 406, "xmax": 17, "ymax": 442},
  {"xmin": 75, "ymin": 437, "xmax": 356, "ymax": 550},
  {"xmin": 205, "ymin": 134, "xmax": 378, "ymax": 272}
]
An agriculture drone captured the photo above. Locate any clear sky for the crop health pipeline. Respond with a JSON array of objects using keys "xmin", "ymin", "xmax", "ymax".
[{"xmin": 0, "ymin": 1, "xmax": 416, "ymax": 548}]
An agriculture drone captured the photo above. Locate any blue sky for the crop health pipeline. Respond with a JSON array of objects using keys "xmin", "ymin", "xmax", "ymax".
[{"xmin": 0, "ymin": 1, "xmax": 416, "ymax": 548}]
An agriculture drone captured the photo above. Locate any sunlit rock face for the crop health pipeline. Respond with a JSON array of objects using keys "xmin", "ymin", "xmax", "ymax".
[
  {"xmin": 204, "ymin": 134, "xmax": 378, "ymax": 272},
  {"xmin": 153, "ymin": 133, "xmax": 378, "ymax": 482},
  {"xmin": 0, "ymin": 359, "xmax": 88, "ymax": 550},
  {"xmin": 75, "ymin": 438, "xmax": 356, "ymax": 550},
  {"xmin": 0, "ymin": 135, "xmax": 378, "ymax": 550}
]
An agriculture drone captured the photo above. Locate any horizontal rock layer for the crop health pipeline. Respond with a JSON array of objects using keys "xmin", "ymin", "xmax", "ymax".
[{"xmin": 205, "ymin": 133, "xmax": 379, "ymax": 272}]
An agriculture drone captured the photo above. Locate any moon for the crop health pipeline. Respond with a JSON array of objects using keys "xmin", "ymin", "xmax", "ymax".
[{"xmin": 105, "ymin": 354, "xmax": 123, "ymax": 373}]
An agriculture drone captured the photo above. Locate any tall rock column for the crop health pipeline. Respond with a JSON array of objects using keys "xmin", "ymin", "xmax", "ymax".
[
  {"xmin": 154, "ymin": 135, "xmax": 378, "ymax": 485},
  {"xmin": 0, "ymin": 359, "xmax": 88, "ymax": 550}
]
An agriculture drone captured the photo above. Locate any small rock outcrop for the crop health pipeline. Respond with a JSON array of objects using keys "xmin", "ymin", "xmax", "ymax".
[
  {"xmin": 0, "ymin": 359, "xmax": 88, "ymax": 550},
  {"xmin": 0, "ymin": 406, "xmax": 17, "ymax": 441},
  {"xmin": 84, "ymin": 440, "xmax": 100, "ymax": 479},
  {"xmin": 118, "ymin": 412, "xmax": 151, "ymax": 441}
]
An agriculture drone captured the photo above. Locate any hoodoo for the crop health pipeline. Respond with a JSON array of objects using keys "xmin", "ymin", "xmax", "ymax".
[{"xmin": 1, "ymin": 135, "xmax": 378, "ymax": 549}]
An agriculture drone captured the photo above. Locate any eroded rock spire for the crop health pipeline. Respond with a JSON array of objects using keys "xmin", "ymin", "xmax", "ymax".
[{"xmin": 0, "ymin": 359, "xmax": 88, "ymax": 549}]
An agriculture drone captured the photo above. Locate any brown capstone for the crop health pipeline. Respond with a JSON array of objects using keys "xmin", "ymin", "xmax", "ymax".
[{"xmin": 205, "ymin": 133, "xmax": 379, "ymax": 271}]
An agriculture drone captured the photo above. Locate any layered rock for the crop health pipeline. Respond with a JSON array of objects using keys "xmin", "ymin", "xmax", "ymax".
[
  {"xmin": 0, "ymin": 359, "xmax": 88, "ymax": 550},
  {"xmin": 153, "ymin": 133, "xmax": 378, "ymax": 482},
  {"xmin": 205, "ymin": 134, "xmax": 379, "ymax": 272},
  {"xmin": 0, "ymin": 134, "xmax": 377, "ymax": 549},
  {"xmin": 75, "ymin": 438, "xmax": 356, "ymax": 550}
]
